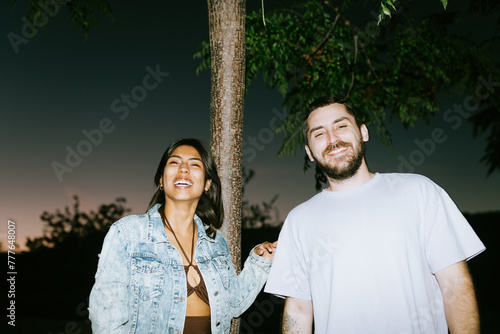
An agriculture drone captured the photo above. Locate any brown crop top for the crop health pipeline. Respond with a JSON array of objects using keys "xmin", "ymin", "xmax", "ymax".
[
  {"xmin": 184, "ymin": 265, "xmax": 211, "ymax": 333},
  {"xmin": 185, "ymin": 264, "xmax": 209, "ymax": 305}
]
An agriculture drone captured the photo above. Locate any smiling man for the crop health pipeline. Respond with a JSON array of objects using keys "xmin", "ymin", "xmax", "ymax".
[{"xmin": 264, "ymin": 96, "xmax": 485, "ymax": 334}]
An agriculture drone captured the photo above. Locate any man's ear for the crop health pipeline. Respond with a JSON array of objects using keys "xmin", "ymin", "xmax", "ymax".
[
  {"xmin": 305, "ymin": 145, "xmax": 315, "ymax": 162},
  {"xmin": 360, "ymin": 124, "xmax": 369, "ymax": 142}
]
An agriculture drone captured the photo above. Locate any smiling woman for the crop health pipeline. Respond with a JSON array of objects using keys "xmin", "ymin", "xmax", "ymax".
[
  {"xmin": 88, "ymin": 138, "xmax": 277, "ymax": 334},
  {"xmin": 148, "ymin": 138, "xmax": 222, "ymax": 239},
  {"xmin": 161, "ymin": 147, "xmax": 214, "ymax": 253}
]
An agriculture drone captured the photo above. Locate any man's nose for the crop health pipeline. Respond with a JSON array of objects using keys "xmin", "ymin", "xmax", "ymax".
[{"xmin": 327, "ymin": 130, "xmax": 341, "ymax": 144}]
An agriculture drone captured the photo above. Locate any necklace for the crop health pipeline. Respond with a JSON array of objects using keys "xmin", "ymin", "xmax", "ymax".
[{"xmin": 159, "ymin": 208, "xmax": 195, "ymax": 268}]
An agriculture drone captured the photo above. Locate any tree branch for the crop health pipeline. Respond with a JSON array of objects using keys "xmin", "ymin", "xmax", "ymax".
[
  {"xmin": 304, "ymin": 12, "xmax": 340, "ymax": 58},
  {"xmin": 277, "ymin": 8, "xmax": 305, "ymax": 19},
  {"xmin": 362, "ymin": 50, "xmax": 400, "ymax": 99},
  {"xmin": 261, "ymin": 0, "xmax": 266, "ymax": 26},
  {"xmin": 324, "ymin": 1, "xmax": 398, "ymax": 99},
  {"xmin": 346, "ymin": 34, "xmax": 358, "ymax": 98}
]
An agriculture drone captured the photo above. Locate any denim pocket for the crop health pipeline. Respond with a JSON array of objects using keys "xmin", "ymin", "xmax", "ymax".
[
  {"xmin": 131, "ymin": 255, "xmax": 164, "ymax": 300},
  {"xmin": 213, "ymin": 254, "xmax": 231, "ymax": 290}
]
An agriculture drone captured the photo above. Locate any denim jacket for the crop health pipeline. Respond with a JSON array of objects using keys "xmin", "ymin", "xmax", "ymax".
[{"xmin": 88, "ymin": 204, "xmax": 272, "ymax": 333}]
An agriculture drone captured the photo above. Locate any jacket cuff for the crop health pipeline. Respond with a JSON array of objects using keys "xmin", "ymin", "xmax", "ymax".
[{"xmin": 247, "ymin": 245, "xmax": 273, "ymax": 271}]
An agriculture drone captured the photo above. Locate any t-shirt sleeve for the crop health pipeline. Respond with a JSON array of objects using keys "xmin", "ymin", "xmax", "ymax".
[
  {"xmin": 424, "ymin": 183, "xmax": 485, "ymax": 274},
  {"xmin": 264, "ymin": 216, "xmax": 312, "ymax": 300}
]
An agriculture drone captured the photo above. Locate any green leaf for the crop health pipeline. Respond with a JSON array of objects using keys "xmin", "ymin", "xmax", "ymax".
[
  {"xmin": 388, "ymin": 1, "xmax": 397, "ymax": 11},
  {"xmin": 381, "ymin": 4, "xmax": 391, "ymax": 18}
]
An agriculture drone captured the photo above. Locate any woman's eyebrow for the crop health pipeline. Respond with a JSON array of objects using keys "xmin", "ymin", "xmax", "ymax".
[{"xmin": 169, "ymin": 155, "xmax": 202, "ymax": 162}]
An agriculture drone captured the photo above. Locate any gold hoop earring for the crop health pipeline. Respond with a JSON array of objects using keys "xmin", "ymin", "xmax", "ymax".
[{"xmin": 160, "ymin": 184, "xmax": 163, "ymax": 191}]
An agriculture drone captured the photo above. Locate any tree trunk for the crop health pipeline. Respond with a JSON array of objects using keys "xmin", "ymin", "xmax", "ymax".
[{"xmin": 207, "ymin": 0, "xmax": 246, "ymax": 332}]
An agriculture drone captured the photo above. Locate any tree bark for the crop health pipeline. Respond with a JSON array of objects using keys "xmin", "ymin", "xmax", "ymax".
[{"xmin": 207, "ymin": 0, "xmax": 246, "ymax": 332}]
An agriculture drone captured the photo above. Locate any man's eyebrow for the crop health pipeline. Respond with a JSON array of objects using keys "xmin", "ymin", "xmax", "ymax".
[
  {"xmin": 308, "ymin": 116, "xmax": 352, "ymax": 135},
  {"xmin": 309, "ymin": 125, "xmax": 325, "ymax": 135},
  {"xmin": 333, "ymin": 116, "xmax": 351, "ymax": 124}
]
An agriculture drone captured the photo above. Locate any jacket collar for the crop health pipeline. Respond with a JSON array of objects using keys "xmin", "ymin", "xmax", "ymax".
[{"xmin": 147, "ymin": 203, "xmax": 215, "ymax": 243}]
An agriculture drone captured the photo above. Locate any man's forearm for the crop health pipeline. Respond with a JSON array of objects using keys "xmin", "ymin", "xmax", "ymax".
[
  {"xmin": 436, "ymin": 261, "xmax": 480, "ymax": 334},
  {"xmin": 282, "ymin": 297, "xmax": 313, "ymax": 334},
  {"xmin": 443, "ymin": 277, "xmax": 480, "ymax": 334}
]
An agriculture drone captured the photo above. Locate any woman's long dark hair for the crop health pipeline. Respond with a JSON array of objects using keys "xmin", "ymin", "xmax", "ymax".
[{"xmin": 147, "ymin": 138, "xmax": 224, "ymax": 238}]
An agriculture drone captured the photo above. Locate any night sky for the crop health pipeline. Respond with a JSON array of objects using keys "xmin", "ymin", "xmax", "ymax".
[{"xmin": 1, "ymin": 0, "xmax": 499, "ymax": 251}]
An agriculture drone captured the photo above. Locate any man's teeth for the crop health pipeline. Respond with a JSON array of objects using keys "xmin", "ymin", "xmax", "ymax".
[
  {"xmin": 174, "ymin": 180, "xmax": 193, "ymax": 186},
  {"xmin": 329, "ymin": 147, "xmax": 346, "ymax": 154}
]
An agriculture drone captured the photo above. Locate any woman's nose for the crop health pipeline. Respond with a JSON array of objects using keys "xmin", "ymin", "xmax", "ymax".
[{"xmin": 179, "ymin": 162, "xmax": 189, "ymax": 173}]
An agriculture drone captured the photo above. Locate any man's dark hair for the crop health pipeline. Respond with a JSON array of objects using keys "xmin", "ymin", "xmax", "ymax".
[
  {"xmin": 147, "ymin": 138, "xmax": 223, "ymax": 238},
  {"xmin": 303, "ymin": 96, "xmax": 362, "ymax": 142}
]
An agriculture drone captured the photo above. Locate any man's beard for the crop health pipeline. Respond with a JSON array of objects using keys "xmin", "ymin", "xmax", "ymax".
[{"xmin": 314, "ymin": 140, "xmax": 365, "ymax": 181}]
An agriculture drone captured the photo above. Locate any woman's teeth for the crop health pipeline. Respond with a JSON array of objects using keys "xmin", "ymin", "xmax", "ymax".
[{"xmin": 174, "ymin": 180, "xmax": 193, "ymax": 186}]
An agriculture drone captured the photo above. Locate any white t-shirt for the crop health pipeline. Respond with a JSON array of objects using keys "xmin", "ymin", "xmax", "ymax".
[{"xmin": 264, "ymin": 173, "xmax": 485, "ymax": 334}]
